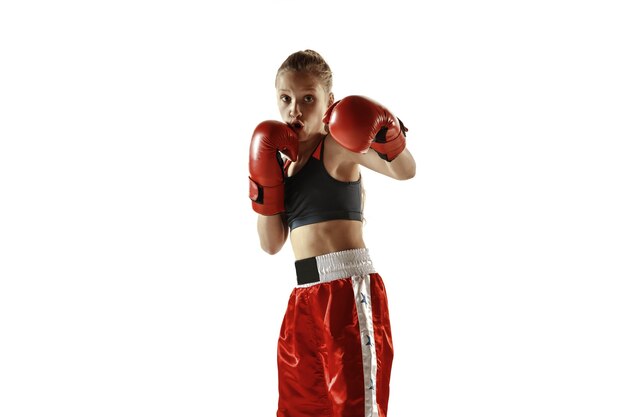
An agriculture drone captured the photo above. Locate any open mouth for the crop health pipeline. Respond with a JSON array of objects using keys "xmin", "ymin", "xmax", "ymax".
[{"xmin": 290, "ymin": 120, "xmax": 304, "ymax": 131}]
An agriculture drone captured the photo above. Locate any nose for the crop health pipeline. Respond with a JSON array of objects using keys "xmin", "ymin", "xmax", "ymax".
[{"xmin": 289, "ymin": 102, "xmax": 302, "ymax": 118}]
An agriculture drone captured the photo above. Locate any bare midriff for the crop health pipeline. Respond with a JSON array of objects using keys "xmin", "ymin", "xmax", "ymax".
[{"xmin": 289, "ymin": 219, "xmax": 366, "ymax": 260}]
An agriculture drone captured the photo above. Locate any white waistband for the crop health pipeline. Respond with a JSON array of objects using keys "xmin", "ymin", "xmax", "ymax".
[{"xmin": 297, "ymin": 248, "xmax": 376, "ymax": 288}]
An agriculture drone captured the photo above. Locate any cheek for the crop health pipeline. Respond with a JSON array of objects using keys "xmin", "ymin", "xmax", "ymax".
[
  {"xmin": 309, "ymin": 104, "xmax": 326, "ymax": 120},
  {"xmin": 277, "ymin": 105, "xmax": 289, "ymax": 118}
]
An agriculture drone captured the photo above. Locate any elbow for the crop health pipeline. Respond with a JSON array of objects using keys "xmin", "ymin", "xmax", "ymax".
[
  {"xmin": 391, "ymin": 148, "xmax": 416, "ymax": 180},
  {"xmin": 394, "ymin": 165, "xmax": 416, "ymax": 180},
  {"xmin": 400, "ymin": 168, "xmax": 416, "ymax": 180},
  {"xmin": 260, "ymin": 240, "xmax": 284, "ymax": 255},
  {"xmin": 257, "ymin": 214, "xmax": 288, "ymax": 255},
  {"xmin": 261, "ymin": 244, "xmax": 281, "ymax": 255}
]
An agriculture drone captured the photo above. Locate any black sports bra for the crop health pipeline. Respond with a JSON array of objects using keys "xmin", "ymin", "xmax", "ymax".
[{"xmin": 284, "ymin": 137, "xmax": 363, "ymax": 230}]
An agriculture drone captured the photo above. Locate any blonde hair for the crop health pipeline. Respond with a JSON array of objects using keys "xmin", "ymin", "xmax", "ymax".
[{"xmin": 275, "ymin": 49, "xmax": 333, "ymax": 93}]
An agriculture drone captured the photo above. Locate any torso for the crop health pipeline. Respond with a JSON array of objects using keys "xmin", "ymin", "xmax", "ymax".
[
  {"xmin": 290, "ymin": 220, "xmax": 366, "ymax": 259},
  {"xmin": 286, "ymin": 134, "xmax": 366, "ymax": 260}
]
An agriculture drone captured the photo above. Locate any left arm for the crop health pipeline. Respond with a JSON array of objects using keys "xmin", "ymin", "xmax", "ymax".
[
  {"xmin": 354, "ymin": 146, "xmax": 416, "ymax": 180},
  {"xmin": 323, "ymin": 95, "xmax": 416, "ymax": 180}
]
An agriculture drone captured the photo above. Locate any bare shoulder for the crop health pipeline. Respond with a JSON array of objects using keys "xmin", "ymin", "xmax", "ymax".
[
  {"xmin": 323, "ymin": 134, "xmax": 360, "ymax": 181},
  {"xmin": 326, "ymin": 134, "xmax": 416, "ymax": 180},
  {"xmin": 324, "ymin": 134, "xmax": 359, "ymax": 161}
]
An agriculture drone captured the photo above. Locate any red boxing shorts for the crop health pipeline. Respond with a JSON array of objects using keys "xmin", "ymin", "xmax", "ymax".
[{"xmin": 277, "ymin": 248, "xmax": 394, "ymax": 417}]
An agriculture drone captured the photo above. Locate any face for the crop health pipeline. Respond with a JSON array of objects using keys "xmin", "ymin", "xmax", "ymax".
[{"xmin": 276, "ymin": 70, "xmax": 333, "ymax": 141}]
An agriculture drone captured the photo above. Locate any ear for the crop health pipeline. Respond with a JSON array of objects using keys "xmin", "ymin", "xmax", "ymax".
[{"xmin": 327, "ymin": 92, "xmax": 335, "ymax": 108}]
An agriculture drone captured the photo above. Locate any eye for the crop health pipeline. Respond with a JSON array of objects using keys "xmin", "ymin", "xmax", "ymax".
[
  {"xmin": 304, "ymin": 95, "xmax": 314, "ymax": 103},
  {"xmin": 280, "ymin": 95, "xmax": 291, "ymax": 103}
]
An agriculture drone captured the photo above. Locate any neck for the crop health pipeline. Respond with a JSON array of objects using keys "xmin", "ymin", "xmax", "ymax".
[{"xmin": 299, "ymin": 132, "xmax": 327, "ymax": 154}]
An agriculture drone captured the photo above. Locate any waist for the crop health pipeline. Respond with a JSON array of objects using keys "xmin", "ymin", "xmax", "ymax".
[
  {"xmin": 290, "ymin": 219, "xmax": 365, "ymax": 260},
  {"xmin": 294, "ymin": 248, "xmax": 376, "ymax": 287}
]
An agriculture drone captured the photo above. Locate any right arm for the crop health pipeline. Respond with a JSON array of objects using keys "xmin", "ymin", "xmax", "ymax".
[
  {"xmin": 257, "ymin": 214, "xmax": 289, "ymax": 255},
  {"xmin": 248, "ymin": 120, "xmax": 298, "ymax": 255}
]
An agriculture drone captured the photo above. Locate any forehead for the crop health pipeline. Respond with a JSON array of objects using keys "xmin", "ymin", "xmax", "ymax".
[{"xmin": 276, "ymin": 71, "xmax": 324, "ymax": 93}]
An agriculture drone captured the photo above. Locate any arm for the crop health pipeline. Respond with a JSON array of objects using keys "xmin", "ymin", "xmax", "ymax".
[
  {"xmin": 248, "ymin": 121, "xmax": 298, "ymax": 254},
  {"xmin": 324, "ymin": 95, "xmax": 416, "ymax": 180},
  {"xmin": 257, "ymin": 214, "xmax": 289, "ymax": 255},
  {"xmin": 350, "ymin": 144, "xmax": 416, "ymax": 180}
]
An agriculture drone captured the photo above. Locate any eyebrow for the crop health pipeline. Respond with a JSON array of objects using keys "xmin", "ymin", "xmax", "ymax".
[{"xmin": 277, "ymin": 87, "xmax": 319, "ymax": 93}]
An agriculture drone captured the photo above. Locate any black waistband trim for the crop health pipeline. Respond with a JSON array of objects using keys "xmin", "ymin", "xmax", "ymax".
[{"xmin": 295, "ymin": 256, "xmax": 320, "ymax": 285}]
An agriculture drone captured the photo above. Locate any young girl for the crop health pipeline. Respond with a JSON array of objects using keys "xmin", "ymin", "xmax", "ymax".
[{"xmin": 248, "ymin": 49, "xmax": 415, "ymax": 417}]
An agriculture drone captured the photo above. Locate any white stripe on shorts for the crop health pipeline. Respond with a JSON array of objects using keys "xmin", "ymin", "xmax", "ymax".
[{"xmin": 352, "ymin": 274, "xmax": 379, "ymax": 417}]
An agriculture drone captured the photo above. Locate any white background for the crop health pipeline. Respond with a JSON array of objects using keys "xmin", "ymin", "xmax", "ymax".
[{"xmin": 1, "ymin": 0, "xmax": 625, "ymax": 416}]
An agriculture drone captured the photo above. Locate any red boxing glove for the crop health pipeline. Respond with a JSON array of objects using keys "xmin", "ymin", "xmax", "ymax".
[
  {"xmin": 323, "ymin": 95, "xmax": 408, "ymax": 162},
  {"xmin": 248, "ymin": 121, "xmax": 298, "ymax": 215}
]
